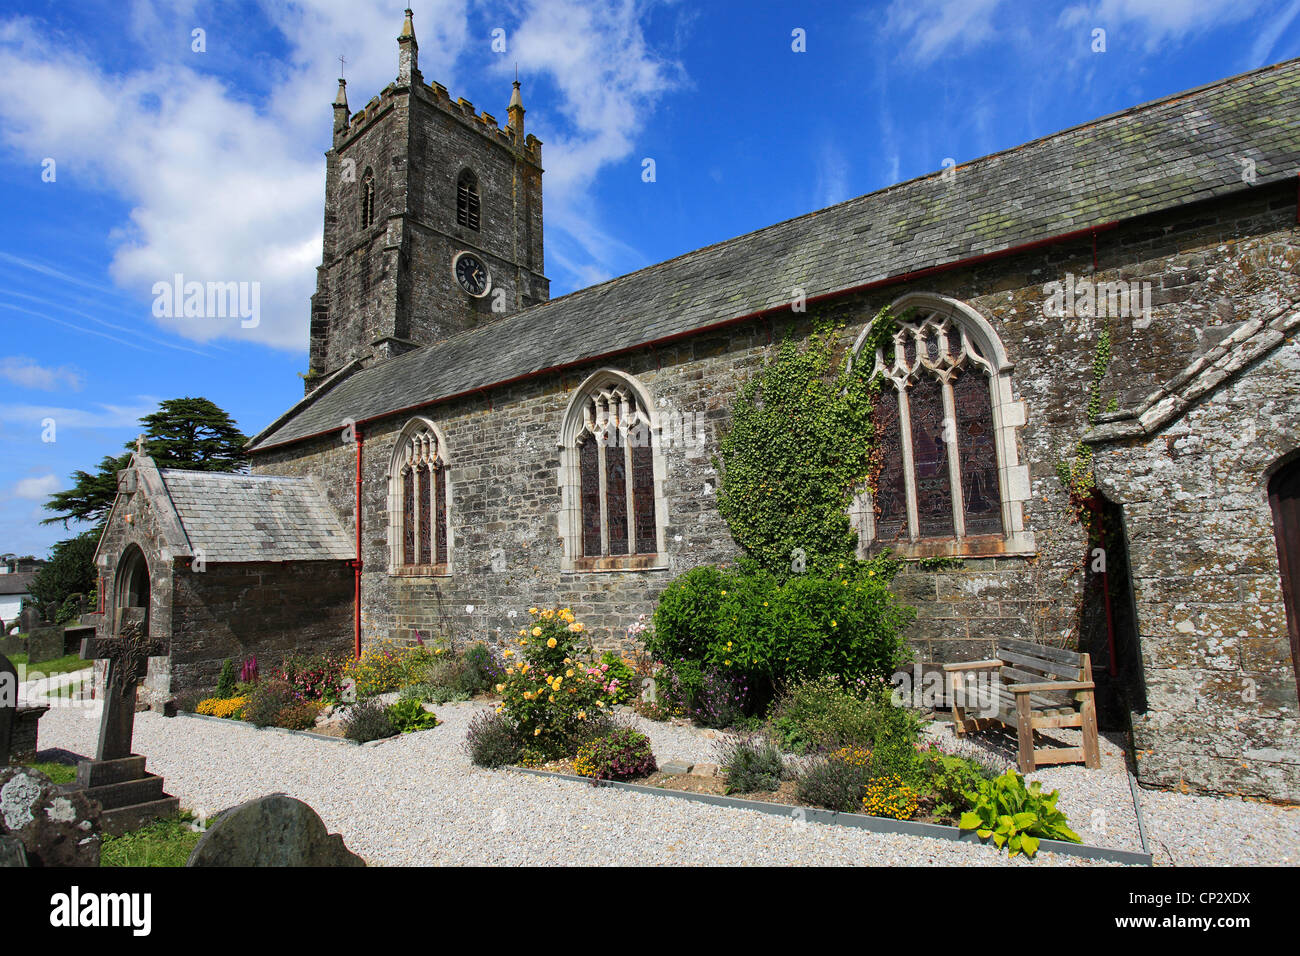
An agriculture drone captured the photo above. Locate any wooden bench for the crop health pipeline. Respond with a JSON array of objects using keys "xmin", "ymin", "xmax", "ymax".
[{"xmin": 942, "ymin": 637, "xmax": 1101, "ymax": 773}]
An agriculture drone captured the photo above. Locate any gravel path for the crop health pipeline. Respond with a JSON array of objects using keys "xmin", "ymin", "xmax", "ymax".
[{"xmin": 35, "ymin": 703, "xmax": 1295, "ymax": 866}]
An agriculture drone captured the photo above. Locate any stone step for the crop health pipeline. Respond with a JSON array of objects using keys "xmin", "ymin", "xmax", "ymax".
[
  {"xmin": 99, "ymin": 796, "xmax": 181, "ymax": 838},
  {"xmin": 83, "ymin": 773, "xmax": 166, "ymax": 811},
  {"xmin": 77, "ymin": 755, "xmax": 147, "ymax": 788}
]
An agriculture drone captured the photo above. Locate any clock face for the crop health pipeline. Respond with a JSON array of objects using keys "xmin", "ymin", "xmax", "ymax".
[{"xmin": 453, "ymin": 252, "xmax": 491, "ymax": 297}]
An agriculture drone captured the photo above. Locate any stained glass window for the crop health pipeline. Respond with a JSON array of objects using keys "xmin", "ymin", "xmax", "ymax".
[
  {"xmin": 418, "ymin": 462, "xmax": 432, "ymax": 565},
  {"xmin": 402, "ymin": 467, "xmax": 415, "ymax": 565},
  {"xmin": 953, "ymin": 368, "xmax": 1003, "ymax": 536},
  {"xmin": 632, "ymin": 443, "xmax": 656, "ymax": 554},
  {"xmin": 579, "ymin": 438, "xmax": 602, "ymax": 557},
  {"xmin": 435, "ymin": 465, "xmax": 449, "ymax": 565},
  {"xmin": 909, "ymin": 375, "xmax": 955, "ymax": 539},
  {"xmin": 863, "ymin": 309, "xmax": 1007, "ymax": 548},
  {"xmin": 606, "ymin": 441, "xmax": 629, "ymax": 556},
  {"xmin": 873, "ymin": 386, "xmax": 908, "ymax": 541}
]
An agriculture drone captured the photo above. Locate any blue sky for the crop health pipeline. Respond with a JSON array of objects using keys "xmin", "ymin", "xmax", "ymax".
[{"xmin": 2, "ymin": 0, "xmax": 1299, "ymax": 558}]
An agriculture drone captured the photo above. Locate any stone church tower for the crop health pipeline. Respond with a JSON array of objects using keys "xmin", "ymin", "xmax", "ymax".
[{"xmin": 306, "ymin": 8, "xmax": 548, "ymax": 392}]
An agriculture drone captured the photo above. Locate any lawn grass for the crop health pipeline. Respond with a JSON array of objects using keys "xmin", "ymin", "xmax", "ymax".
[
  {"xmin": 21, "ymin": 761, "xmax": 77, "ymax": 785},
  {"xmin": 10, "ymin": 651, "xmax": 93, "ymax": 678},
  {"xmin": 101, "ymin": 813, "xmax": 202, "ymax": 867}
]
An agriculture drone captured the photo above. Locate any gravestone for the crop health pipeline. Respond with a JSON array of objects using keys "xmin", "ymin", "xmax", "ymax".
[
  {"xmin": 73, "ymin": 608, "xmax": 178, "ymax": 835},
  {"xmin": 17, "ymin": 606, "xmax": 39, "ymax": 635},
  {"xmin": 0, "ymin": 652, "xmax": 15, "ymax": 766},
  {"xmin": 186, "ymin": 794, "xmax": 366, "ymax": 867},
  {"xmin": 0, "ymin": 766, "xmax": 101, "ymax": 866},
  {"xmin": 25, "ymin": 625, "xmax": 64, "ymax": 666}
]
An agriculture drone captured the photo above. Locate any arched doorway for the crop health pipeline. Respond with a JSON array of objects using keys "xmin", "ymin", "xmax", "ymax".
[
  {"xmin": 1269, "ymin": 458, "xmax": 1300, "ymax": 705},
  {"xmin": 115, "ymin": 544, "xmax": 150, "ymax": 633}
]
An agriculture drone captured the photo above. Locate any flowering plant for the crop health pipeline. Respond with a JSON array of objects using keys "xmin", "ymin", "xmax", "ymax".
[
  {"xmin": 495, "ymin": 607, "xmax": 618, "ymax": 756},
  {"xmin": 344, "ymin": 640, "xmax": 433, "ymax": 697},
  {"xmin": 862, "ymin": 774, "xmax": 919, "ymax": 820},
  {"xmin": 573, "ymin": 727, "xmax": 657, "ymax": 781},
  {"xmin": 196, "ymin": 696, "xmax": 247, "ymax": 720}
]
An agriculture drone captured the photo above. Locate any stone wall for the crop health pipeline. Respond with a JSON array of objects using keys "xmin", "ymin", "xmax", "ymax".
[
  {"xmin": 256, "ymin": 184, "xmax": 1300, "ymax": 682},
  {"xmin": 1091, "ymin": 333, "xmax": 1300, "ymax": 800},
  {"xmin": 168, "ymin": 560, "xmax": 354, "ymax": 695}
]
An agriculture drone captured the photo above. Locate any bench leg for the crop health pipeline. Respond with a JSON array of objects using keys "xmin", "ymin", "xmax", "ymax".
[
  {"xmin": 949, "ymin": 672, "xmax": 967, "ymax": 734},
  {"xmin": 1079, "ymin": 691, "xmax": 1101, "ymax": 769},
  {"xmin": 1015, "ymin": 693, "xmax": 1035, "ymax": 774}
]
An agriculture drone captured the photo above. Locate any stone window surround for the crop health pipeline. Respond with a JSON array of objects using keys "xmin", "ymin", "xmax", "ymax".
[
  {"xmin": 557, "ymin": 369, "xmax": 670, "ymax": 573},
  {"xmin": 849, "ymin": 292, "xmax": 1035, "ymax": 559},
  {"xmin": 386, "ymin": 417, "xmax": 455, "ymax": 576}
]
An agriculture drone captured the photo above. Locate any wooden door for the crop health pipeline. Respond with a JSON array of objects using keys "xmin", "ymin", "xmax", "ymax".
[{"xmin": 1269, "ymin": 460, "xmax": 1300, "ymax": 704}]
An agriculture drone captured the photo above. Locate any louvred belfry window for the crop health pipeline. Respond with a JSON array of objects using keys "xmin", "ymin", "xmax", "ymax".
[
  {"xmin": 397, "ymin": 426, "xmax": 449, "ymax": 569},
  {"xmin": 572, "ymin": 382, "xmax": 659, "ymax": 559},
  {"xmin": 866, "ymin": 310, "xmax": 1005, "ymax": 545},
  {"xmin": 361, "ymin": 169, "xmax": 376, "ymax": 228},
  {"xmin": 457, "ymin": 170, "xmax": 480, "ymax": 230}
]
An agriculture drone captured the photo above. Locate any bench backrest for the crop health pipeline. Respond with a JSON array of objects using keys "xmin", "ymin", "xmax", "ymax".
[{"xmin": 995, "ymin": 637, "xmax": 1092, "ymax": 689}]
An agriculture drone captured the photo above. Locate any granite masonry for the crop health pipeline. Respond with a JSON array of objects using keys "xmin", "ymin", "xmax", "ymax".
[{"xmin": 92, "ymin": 12, "xmax": 1300, "ymax": 801}]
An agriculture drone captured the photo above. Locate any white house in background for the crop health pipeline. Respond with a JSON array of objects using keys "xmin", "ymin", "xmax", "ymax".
[{"xmin": 0, "ymin": 559, "xmax": 42, "ymax": 626}]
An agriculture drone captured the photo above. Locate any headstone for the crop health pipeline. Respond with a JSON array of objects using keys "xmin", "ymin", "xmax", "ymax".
[
  {"xmin": 73, "ymin": 607, "xmax": 178, "ymax": 835},
  {"xmin": 25, "ymin": 625, "xmax": 64, "ymax": 666},
  {"xmin": 0, "ymin": 652, "xmax": 15, "ymax": 766},
  {"xmin": 186, "ymin": 794, "xmax": 366, "ymax": 867},
  {"xmin": 0, "ymin": 833, "xmax": 26, "ymax": 867},
  {"xmin": 17, "ymin": 606, "xmax": 39, "ymax": 636},
  {"xmin": 0, "ymin": 766, "xmax": 102, "ymax": 866}
]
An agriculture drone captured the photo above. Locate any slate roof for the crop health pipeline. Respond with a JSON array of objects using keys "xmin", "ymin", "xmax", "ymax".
[
  {"xmin": 0, "ymin": 572, "xmax": 36, "ymax": 596},
  {"xmin": 158, "ymin": 470, "xmax": 354, "ymax": 562},
  {"xmin": 249, "ymin": 58, "xmax": 1300, "ymax": 452}
]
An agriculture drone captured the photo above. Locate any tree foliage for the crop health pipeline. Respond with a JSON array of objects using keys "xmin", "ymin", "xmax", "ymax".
[
  {"xmin": 42, "ymin": 397, "xmax": 248, "ymax": 528},
  {"xmin": 27, "ymin": 530, "xmax": 99, "ymax": 622}
]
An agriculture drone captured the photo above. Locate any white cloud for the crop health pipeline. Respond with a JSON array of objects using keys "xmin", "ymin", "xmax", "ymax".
[
  {"xmin": 883, "ymin": 0, "xmax": 1007, "ymax": 63},
  {"xmin": 0, "ymin": 399, "xmax": 160, "ymax": 431},
  {"xmin": 0, "ymin": 1, "xmax": 684, "ymax": 354},
  {"xmin": 12, "ymin": 473, "xmax": 61, "ymax": 501},
  {"xmin": 0, "ymin": 356, "xmax": 85, "ymax": 392},
  {"xmin": 1058, "ymin": 0, "xmax": 1269, "ymax": 49}
]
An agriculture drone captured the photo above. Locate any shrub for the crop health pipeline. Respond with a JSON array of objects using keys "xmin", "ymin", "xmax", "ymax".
[
  {"xmin": 345, "ymin": 640, "xmax": 430, "ymax": 697},
  {"xmin": 461, "ymin": 642, "xmax": 505, "ymax": 693},
  {"xmin": 771, "ymin": 678, "xmax": 920, "ymax": 754},
  {"xmin": 650, "ymin": 560, "xmax": 913, "ymax": 711},
  {"xmin": 277, "ymin": 652, "xmax": 349, "ymax": 703},
  {"xmin": 573, "ymin": 727, "xmax": 657, "ymax": 781},
  {"xmin": 598, "ymin": 652, "xmax": 636, "ymax": 704},
  {"xmin": 464, "ymin": 709, "xmax": 522, "ymax": 768},
  {"xmin": 497, "ymin": 607, "xmax": 618, "ymax": 757},
  {"xmin": 273, "ymin": 700, "xmax": 321, "ymax": 731},
  {"xmin": 794, "ymin": 748, "xmax": 874, "ymax": 812},
  {"xmin": 690, "ymin": 667, "xmax": 754, "ymax": 728},
  {"xmin": 959, "ymin": 770, "xmax": 1081, "ymax": 858},
  {"xmin": 195, "ymin": 696, "xmax": 246, "ymax": 720},
  {"xmin": 242, "ymin": 680, "xmax": 295, "ymax": 728},
  {"xmin": 215, "ymin": 659, "xmax": 238, "ymax": 699},
  {"xmin": 716, "ymin": 734, "xmax": 785, "ymax": 794},
  {"xmin": 387, "ymin": 698, "xmax": 440, "ymax": 733},
  {"xmin": 862, "ymin": 774, "xmax": 920, "ymax": 820},
  {"xmin": 920, "ymin": 747, "xmax": 997, "ymax": 820},
  {"xmin": 343, "ymin": 698, "xmax": 397, "ymax": 743}
]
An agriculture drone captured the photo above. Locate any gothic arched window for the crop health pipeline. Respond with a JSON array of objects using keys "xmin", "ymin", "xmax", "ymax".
[
  {"xmin": 559, "ymin": 371, "xmax": 666, "ymax": 569},
  {"xmin": 361, "ymin": 168, "xmax": 376, "ymax": 228},
  {"xmin": 456, "ymin": 169, "xmax": 480, "ymax": 230},
  {"xmin": 851, "ymin": 294, "xmax": 1035, "ymax": 558},
  {"xmin": 390, "ymin": 420, "xmax": 451, "ymax": 573}
]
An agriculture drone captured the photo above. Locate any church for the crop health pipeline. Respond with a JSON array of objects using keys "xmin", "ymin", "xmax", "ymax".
[{"xmin": 93, "ymin": 10, "xmax": 1300, "ymax": 802}]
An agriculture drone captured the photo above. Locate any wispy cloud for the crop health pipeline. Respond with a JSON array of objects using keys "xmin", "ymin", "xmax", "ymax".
[
  {"xmin": 0, "ymin": 399, "xmax": 160, "ymax": 431},
  {"xmin": 1058, "ymin": 0, "xmax": 1269, "ymax": 51},
  {"xmin": 883, "ymin": 0, "xmax": 1007, "ymax": 63},
  {"xmin": 0, "ymin": 356, "xmax": 84, "ymax": 392},
  {"xmin": 12, "ymin": 473, "xmax": 61, "ymax": 501}
]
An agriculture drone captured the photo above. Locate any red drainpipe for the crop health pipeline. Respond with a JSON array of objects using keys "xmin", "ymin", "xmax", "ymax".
[{"xmin": 353, "ymin": 427, "xmax": 364, "ymax": 660}]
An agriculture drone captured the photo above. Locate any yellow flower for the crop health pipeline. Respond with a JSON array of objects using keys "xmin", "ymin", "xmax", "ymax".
[
  {"xmin": 534, "ymin": 728, "xmax": 542, "ymax": 736},
  {"xmin": 553, "ymin": 676, "xmax": 563, "ymax": 688},
  {"xmin": 532, "ymin": 627, "xmax": 542, "ymax": 637},
  {"xmin": 566, "ymin": 669, "xmax": 574, "ymax": 678},
  {"xmin": 529, "ymin": 607, "xmax": 538, "ymax": 614},
  {"xmin": 547, "ymin": 637, "xmax": 558, "ymax": 648},
  {"xmin": 495, "ymin": 683, "xmax": 505, "ymax": 693},
  {"xmin": 577, "ymin": 711, "xmax": 586, "ymax": 720},
  {"xmin": 596, "ymin": 700, "xmax": 605, "ymax": 708},
  {"xmin": 831, "ymin": 620, "xmax": 837, "ymax": 627},
  {"xmin": 435, "ymin": 648, "xmax": 444, "ymax": 655},
  {"xmin": 568, "ymin": 622, "xmax": 583, "ymax": 633},
  {"xmin": 504, "ymin": 649, "xmax": 514, "ymax": 657}
]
